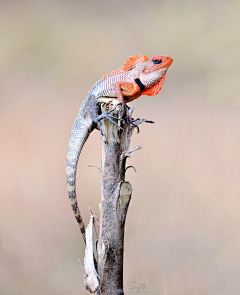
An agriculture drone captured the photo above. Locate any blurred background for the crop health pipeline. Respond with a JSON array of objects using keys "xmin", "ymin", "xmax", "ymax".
[{"xmin": 0, "ymin": 0, "xmax": 240, "ymax": 294}]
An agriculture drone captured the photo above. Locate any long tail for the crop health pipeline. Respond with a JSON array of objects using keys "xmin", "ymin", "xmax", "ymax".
[{"xmin": 66, "ymin": 112, "xmax": 93, "ymax": 243}]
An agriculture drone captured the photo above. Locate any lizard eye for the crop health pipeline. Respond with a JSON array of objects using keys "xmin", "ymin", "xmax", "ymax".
[
  {"xmin": 153, "ymin": 59, "xmax": 162, "ymax": 64},
  {"xmin": 143, "ymin": 68, "xmax": 149, "ymax": 74}
]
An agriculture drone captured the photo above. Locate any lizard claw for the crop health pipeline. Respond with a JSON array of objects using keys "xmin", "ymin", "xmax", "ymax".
[
  {"xmin": 95, "ymin": 105, "xmax": 124, "ymax": 131},
  {"xmin": 118, "ymin": 103, "xmax": 140, "ymax": 133},
  {"xmin": 126, "ymin": 116, "xmax": 140, "ymax": 133}
]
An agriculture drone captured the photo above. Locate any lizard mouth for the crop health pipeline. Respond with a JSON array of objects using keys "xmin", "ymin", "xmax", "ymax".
[{"xmin": 161, "ymin": 57, "xmax": 173, "ymax": 68}]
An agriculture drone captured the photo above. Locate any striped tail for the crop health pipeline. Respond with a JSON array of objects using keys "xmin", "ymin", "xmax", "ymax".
[{"xmin": 66, "ymin": 113, "xmax": 93, "ymax": 243}]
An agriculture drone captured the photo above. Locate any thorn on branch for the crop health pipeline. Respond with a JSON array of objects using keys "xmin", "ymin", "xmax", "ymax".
[
  {"xmin": 144, "ymin": 120, "xmax": 155, "ymax": 124},
  {"xmin": 121, "ymin": 146, "xmax": 142, "ymax": 162},
  {"xmin": 88, "ymin": 165, "xmax": 102, "ymax": 174},
  {"xmin": 128, "ymin": 145, "xmax": 142, "ymax": 154},
  {"xmin": 125, "ymin": 165, "xmax": 137, "ymax": 173},
  {"xmin": 128, "ymin": 106, "xmax": 134, "ymax": 116},
  {"xmin": 78, "ymin": 258, "xmax": 84, "ymax": 270}
]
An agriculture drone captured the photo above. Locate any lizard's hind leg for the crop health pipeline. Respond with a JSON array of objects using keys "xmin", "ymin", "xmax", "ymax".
[
  {"xmin": 88, "ymin": 94, "xmax": 123, "ymax": 135},
  {"xmin": 96, "ymin": 107, "xmax": 124, "ymax": 130}
]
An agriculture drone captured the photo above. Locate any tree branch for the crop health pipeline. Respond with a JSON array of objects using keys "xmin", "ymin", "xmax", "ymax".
[{"xmin": 83, "ymin": 101, "xmax": 150, "ymax": 294}]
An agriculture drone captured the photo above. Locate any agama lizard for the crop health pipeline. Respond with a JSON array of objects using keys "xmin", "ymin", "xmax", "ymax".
[{"xmin": 66, "ymin": 53, "xmax": 173, "ymax": 243}]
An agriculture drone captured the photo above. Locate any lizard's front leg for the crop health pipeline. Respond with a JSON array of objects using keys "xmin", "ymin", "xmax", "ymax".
[
  {"xmin": 114, "ymin": 81, "xmax": 141, "ymax": 132},
  {"xmin": 114, "ymin": 81, "xmax": 142, "ymax": 104}
]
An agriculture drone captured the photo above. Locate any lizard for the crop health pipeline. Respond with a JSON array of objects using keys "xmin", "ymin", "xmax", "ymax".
[{"xmin": 66, "ymin": 53, "xmax": 173, "ymax": 243}]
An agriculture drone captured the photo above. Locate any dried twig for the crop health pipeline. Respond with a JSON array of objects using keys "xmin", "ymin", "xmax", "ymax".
[{"xmin": 83, "ymin": 102, "xmax": 151, "ymax": 294}]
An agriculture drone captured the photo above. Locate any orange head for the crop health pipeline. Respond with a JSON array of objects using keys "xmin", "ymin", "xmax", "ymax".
[
  {"xmin": 110, "ymin": 53, "xmax": 173, "ymax": 96},
  {"xmin": 139, "ymin": 54, "xmax": 173, "ymax": 96}
]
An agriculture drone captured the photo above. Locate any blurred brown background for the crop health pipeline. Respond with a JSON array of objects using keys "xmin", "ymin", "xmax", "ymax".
[{"xmin": 1, "ymin": 0, "xmax": 240, "ymax": 294}]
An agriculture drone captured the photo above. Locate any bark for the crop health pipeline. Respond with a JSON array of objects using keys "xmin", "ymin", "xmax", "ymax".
[{"xmin": 84, "ymin": 101, "xmax": 152, "ymax": 294}]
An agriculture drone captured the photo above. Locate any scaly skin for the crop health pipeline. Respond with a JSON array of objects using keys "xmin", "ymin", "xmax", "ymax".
[{"xmin": 66, "ymin": 53, "xmax": 173, "ymax": 242}]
